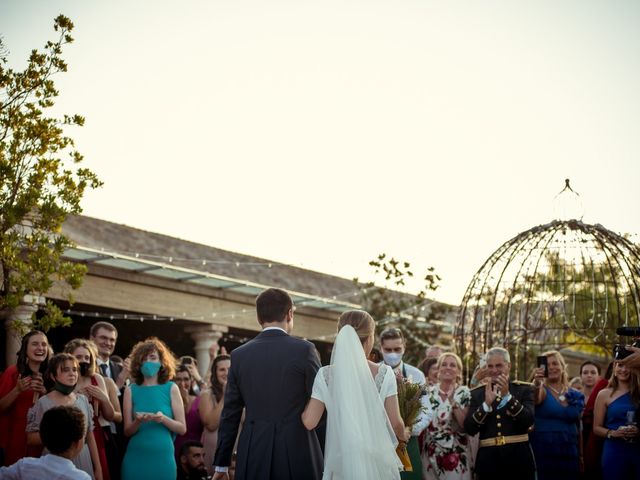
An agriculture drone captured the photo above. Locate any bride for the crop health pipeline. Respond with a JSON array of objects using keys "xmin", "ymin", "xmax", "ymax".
[{"xmin": 302, "ymin": 310, "xmax": 410, "ymax": 479}]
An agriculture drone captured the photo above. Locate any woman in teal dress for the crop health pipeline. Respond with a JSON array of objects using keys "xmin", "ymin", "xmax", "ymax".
[{"xmin": 122, "ymin": 338, "xmax": 186, "ymax": 480}]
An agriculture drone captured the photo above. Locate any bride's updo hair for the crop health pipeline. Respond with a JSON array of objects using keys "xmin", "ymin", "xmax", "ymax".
[{"xmin": 337, "ymin": 310, "xmax": 375, "ymax": 345}]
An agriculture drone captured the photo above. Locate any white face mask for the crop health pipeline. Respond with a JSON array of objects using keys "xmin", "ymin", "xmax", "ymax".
[{"xmin": 382, "ymin": 352, "xmax": 403, "ymax": 368}]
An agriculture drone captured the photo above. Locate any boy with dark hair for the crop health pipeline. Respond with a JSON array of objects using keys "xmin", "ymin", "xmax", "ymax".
[{"xmin": 0, "ymin": 405, "xmax": 90, "ymax": 479}]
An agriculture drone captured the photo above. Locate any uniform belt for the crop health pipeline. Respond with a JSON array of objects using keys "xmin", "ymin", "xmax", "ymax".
[{"xmin": 479, "ymin": 434, "xmax": 529, "ymax": 447}]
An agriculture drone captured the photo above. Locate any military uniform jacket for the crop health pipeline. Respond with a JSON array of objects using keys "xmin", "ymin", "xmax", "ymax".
[
  {"xmin": 213, "ymin": 329, "xmax": 323, "ymax": 480},
  {"xmin": 463, "ymin": 381, "xmax": 536, "ymax": 479}
]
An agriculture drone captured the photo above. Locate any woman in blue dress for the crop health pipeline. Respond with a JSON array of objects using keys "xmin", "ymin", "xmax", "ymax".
[
  {"xmin": 593, "ymin": 361, "xmax": 640, "ymax": 480},
  {"xmin": 121, "ymin": 338, "xmax": 186, "ymax": 480},
  {"xmin": 530, "ymin": 350, "xmax": 585, "ymax": 480}
]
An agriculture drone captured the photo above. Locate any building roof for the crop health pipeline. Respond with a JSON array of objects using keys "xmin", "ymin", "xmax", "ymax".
[{"xmin": 62, "ymin": 215, "xmax": 364, "ymax": 303}]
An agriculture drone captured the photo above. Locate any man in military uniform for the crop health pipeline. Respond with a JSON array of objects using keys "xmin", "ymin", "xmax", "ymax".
[{"xmin": 463, "ymin": 347, "xmax": 536, "ymax": 480}]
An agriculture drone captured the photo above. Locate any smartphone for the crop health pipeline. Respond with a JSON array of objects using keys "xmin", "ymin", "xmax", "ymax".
[{"xmin": 537, "ymin": 356, "xmax": 548, "ymax": 377}]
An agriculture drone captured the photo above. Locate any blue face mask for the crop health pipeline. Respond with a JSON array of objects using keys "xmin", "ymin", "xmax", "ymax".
[
  {"xmin": 141, "ymin": 361, "xmax": 161, "ymax": 378},
  {"xmin": 382, "ymin": 352, "xmax": 403, "ymax": 368}
]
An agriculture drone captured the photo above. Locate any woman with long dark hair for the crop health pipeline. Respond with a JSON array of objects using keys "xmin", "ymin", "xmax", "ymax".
[
  {"xmin": 199, "ymin": 354, "xmax": 230, "ymax": 475},
  {"xmin": 173, "ymin": 365, "xmax": 204, "ymax": 462},
  {"xmin": 0, "ymin": 330, "xmax": 50, "ymax": 465}
]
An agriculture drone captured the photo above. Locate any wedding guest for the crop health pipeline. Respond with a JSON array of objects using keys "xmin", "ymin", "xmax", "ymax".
[
  {"xmin": 90, "ymin": 322, "xmax": 126, "ymax": 480},
  {"xmin": 90, "ymin": 322, "xmax": 128, "ymax": 390},
  {"xmin": 0, "ymin": 405, "xmax": 91, "ymax": 479},
  {"xmin": 177, "ymin": 441, "xmax": 209, "ymax": 480},
  {"xmin": 179, "ymin": 357, "xmax": 204, "ymax": 395},
  {"xmin": 422, "ymin": 352, "xmax": 471, "ymax": 480},
  {"xmin": 426, "ymin": 345, "xmax": 445, "ymax": 359},
  {"xmin": 110, "ymin": 356, "xmax": 125, "ymax": 371},
  {"xmin": 593, "ymin": 362, "xmax": 640, "ymax": 479},
  {"xmin": 0, "ymin": 330, "xmax": 50, "ymax": 466},
  {"xmin": 369, "ymin": 347, "xmax": 383, "ymax": 363},
  {"xmin": 121, "ymin": 337, "xmax": 186, "ymax": 480},
  {"xmin": 468, "ymin": 354, "xmax": 489, "ymax": 389},
  {"xmin": 581, "ymin": 361, "xmax": 602, "ymax": 401},
  {"xmin": 199, "ymin": 354, "xmax": 230, "ymax": 475},
  {"xmin": 570, "ymin": 376, "xmax": 583, "ymax": 392},
  {"xmin": 419, "ymin": 357, "xmax": 439, "ymax": 386},
  {"xmin": 65, "ymin": 338, "xmax": 120, "ymax": 480},
  {"xmin": 530, "ymin": 350, "xmax": 584, "ymax": 480},
  {"xmin": 463, "ymin": 347, "xmax": 536, "ymax": 480},
  {"xmin": 617, "ymin": 345, "xmax": 640, "ymax": 374},
  {"xmin": 582, "ymin": 361, "xmax": 611, "ymax": 480},
  {"xmin": 380, "ymin": 327, "xmax": 426, "ymax": 480},
  {"xmin": 173, "ymin": 365, "xmax": 204, "ymax": 463},
  {"xmin": 26, "ymin": 353, "xmax": 102, "ymax": 479}
]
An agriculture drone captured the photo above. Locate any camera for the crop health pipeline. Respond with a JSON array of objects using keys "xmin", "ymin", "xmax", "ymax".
[
  {"xmin": 613, "ymin": 326, "xmax": 640, "ymax": 360},
  {"xmin": 613, "ymin": 344, "xmax": 637, "ymax": 360}
]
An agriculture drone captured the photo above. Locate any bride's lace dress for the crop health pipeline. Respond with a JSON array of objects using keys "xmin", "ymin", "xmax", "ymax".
[{"xmin": 311, "ymin": 326, "xmax": 402, "ymax": 480}]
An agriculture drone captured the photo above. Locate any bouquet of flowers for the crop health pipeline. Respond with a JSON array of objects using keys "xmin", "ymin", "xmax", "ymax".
[{"xmin": 395, "ymin": 377, "xmax": 426, "ymax": 472}]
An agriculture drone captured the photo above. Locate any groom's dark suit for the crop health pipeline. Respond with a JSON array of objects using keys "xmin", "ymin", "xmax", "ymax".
[{"xmin": 214, "ymin": 328, "xmax": 323, "ymax": 480}]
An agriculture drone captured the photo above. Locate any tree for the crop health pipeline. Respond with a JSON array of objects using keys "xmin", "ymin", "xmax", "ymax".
[
  {"xmin": 354, "ymin": 253, "xmax": 451, "ymax": 364},
  {"xmin": 0, "ymin": 15, "xmax": 101, "ymax": 333}
]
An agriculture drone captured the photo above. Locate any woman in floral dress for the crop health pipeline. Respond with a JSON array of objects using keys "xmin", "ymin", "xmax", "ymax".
[{"xmin": 422, "ymin": 353, "xmax": 472, "ymax": 480}]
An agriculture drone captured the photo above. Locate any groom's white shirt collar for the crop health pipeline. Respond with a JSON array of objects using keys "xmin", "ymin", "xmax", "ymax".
[{"xmin": 262, "ymin": 326, "xmax": 288, "ymax": 334}]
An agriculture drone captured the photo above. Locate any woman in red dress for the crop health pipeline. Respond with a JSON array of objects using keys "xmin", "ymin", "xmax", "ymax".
[{"xmin": 0, "ymin": 330, "xmax": 50, "ymax": 466}]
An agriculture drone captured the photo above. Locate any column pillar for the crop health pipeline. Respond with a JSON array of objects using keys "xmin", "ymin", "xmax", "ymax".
[
  {"xmin": 186, "ymin": 324, "xmax": 229, "ymax": 378},
  {"xmin": 3, "ymin": 298, "xmax": 38, "ymax": 367}
]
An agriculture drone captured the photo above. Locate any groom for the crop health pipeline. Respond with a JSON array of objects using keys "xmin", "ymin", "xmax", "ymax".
[{"xmin": 212, "ymin": 288, "xmax": 324, "ymax": 480}]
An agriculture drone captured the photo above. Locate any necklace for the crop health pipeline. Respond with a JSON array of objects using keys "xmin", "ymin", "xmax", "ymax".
[{"xmin": 547, "ymin": 384, "xmax": 566, "ymax": 402}]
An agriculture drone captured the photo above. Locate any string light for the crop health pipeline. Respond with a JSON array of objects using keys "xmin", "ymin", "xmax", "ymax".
[{"xmin": 69, "ymin": 246, "xmax": 343, "ymax": 271}]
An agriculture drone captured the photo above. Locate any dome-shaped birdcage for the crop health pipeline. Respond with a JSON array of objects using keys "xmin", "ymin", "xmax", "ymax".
[{"xmin": 455, "ymin": 183, "xmax": 640, "ymax": 379}]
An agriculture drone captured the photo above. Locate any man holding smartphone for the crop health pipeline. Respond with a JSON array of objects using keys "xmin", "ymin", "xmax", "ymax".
[
  {"xmin": 463, "ymin": 347, "xmax": 536, "ymax": 480},
  {"xmin": 619, "ymin": 346, "xmax": 640, "ymax": 373},
  {"xmin": 616, "ymin": 327, "xmax": 640, "ymax": 374}
]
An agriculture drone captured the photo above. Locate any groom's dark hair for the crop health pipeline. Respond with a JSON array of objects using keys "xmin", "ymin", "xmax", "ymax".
[{"xmin": 256, "ymin": 288, "xmax": 293, "ymax": 324}]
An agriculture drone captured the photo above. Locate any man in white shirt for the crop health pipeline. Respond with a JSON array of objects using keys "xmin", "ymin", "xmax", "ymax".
[
  {"xmin": 0, "ymin": 405, "xmax": 90, "ymax": 479},
  {"xmin": 380, "ymin": 327, "xmax": 426, "ymax": 384},
  {"xmin": 379, "ymin": 327, "xmax": 427, "ymax": 479}
]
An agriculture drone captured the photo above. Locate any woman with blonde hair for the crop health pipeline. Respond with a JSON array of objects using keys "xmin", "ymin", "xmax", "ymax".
[
  {"xmin": 121, "ymin": 337, "xmax": 186, "ymax": 480},
  {"xmin": 422, "ymin": 353, "xmax": 471, "ymax": 480},
  {"xmin": 530, "ymin": 350, "xmax": 584, "ymax": 480},
  {"xmin": 64, "ymin": 338, "xmax": 120, "ymax": 480},
  {"xmin": 593, "ymin": 361, "xmax": 640, "ymax": 479},
  {"xmin": 302, "ymin": 310, "xmax": 408, "ymax": 479}
]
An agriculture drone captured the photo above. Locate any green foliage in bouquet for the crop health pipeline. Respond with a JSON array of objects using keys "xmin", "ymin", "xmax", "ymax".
[{"xmin": 396, "ymin": 377, "xmax": 425, "ymax": 428}]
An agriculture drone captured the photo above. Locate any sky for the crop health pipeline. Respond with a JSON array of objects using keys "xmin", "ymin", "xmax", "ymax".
[{"xmin": 2, "ymin": 1, "xmax": 639, "ymax": 305}]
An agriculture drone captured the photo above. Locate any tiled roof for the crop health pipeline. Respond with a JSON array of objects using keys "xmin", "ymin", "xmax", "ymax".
[{"xmin": 62, "ymin": 215, "xmax": 363, "ymax": 301}]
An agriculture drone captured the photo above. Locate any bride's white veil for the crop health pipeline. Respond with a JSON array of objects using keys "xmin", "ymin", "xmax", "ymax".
[{"xmin": 322, "ymin": 324, "xmax": 401, "ymax": 479}]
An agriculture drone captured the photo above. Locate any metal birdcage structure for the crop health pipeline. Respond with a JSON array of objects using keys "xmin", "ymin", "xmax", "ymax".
[{"xmin": 455, "ymin": 181, "xmax": 640, "ymax": 379}]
